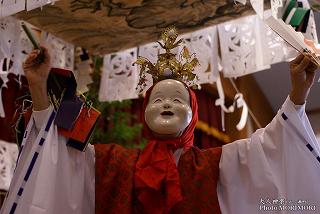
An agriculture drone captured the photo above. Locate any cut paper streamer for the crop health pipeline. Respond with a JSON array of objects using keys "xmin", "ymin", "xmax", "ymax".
[
  {"xmin": 215, "ymin": 75, "xmax": 249, "ymax": 131},
  {"xmin": 0, "ymin": 140, "xmax": 18, "ymax": 191},
  {"xmin": 0, "ymin": 0, "xmax": 25, "ymax": 18},
  {"xmin": 99, "ymin": 48, "xmax": 139, "ymax": 102},
  {"xmin": 250, "ymin": 0, "xmax": 264, "ymax": 18},
  {"xmin": 0, "ymin": 0, "xmax": 57, "ymax": 18}
]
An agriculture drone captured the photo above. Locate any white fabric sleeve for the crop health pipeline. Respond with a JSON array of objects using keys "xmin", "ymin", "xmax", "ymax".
[
  {"xmin": 33, "ymin": 107, "xmax": 51, "ymax": 131},
  {"xmin": 217, "ymin": 96, "xmax": 320, "ymax": 214},
  {"xmin": 1, "ymin": 106, "xmax": 95, "ymax": 214}
]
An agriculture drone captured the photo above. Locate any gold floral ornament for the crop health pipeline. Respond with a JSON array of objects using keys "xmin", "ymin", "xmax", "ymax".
[{"xmin": 134, "ymin": 27, "xmax": 200, "ymax": 93}]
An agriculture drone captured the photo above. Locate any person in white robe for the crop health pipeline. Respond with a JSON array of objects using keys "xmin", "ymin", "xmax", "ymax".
[{"xmin": 1, "ymin": 48, "xmax": 320, "ymax": 214}]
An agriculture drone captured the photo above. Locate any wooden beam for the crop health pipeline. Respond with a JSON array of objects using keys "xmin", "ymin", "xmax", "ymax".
[{"xmin": 16, "ymin": 0, "xmax": 270, "ymax": 54}]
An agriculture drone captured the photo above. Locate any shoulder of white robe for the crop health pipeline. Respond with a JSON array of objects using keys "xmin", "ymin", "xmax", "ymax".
[{"xmin": 278, "ymin": 96, "xmax": 320, "ymax": 166}]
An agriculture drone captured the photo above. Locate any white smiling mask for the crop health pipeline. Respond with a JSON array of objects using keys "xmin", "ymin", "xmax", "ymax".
[{"xmin": 145, "ymin": 79, "xmax": 193, "ymax": 138}]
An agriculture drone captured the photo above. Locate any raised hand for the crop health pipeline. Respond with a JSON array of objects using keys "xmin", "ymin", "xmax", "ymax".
[
  {"xmin": 23, "ymin": 47, "xmax": 51, "ymax": 111},
  {"xmin": 289, "ymin": 53, "xmax": 319, "ymax": 105},
  {"xmin": 23, "ymin": 47, "xmax": 51, "ymax": 86}
]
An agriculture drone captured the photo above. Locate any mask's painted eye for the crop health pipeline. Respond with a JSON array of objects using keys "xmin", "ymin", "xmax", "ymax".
[
  {"xmin": 154, "ymin": 98, "xmax": 162, "ymax": 103},
  {"xmin": 173, "ymin": 99, "xmax": 182, "ymax": 103}
]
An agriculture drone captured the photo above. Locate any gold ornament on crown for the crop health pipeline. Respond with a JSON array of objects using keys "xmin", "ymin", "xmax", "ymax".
[{"xmin": 134, "ymin": 26, "xmax": 199, "ymax": 92}]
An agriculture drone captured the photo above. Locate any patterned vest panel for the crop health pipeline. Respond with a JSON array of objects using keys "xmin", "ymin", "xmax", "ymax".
[{"xmin": 95, "ymin": 144, "xmax": 222, "ymax": 214}]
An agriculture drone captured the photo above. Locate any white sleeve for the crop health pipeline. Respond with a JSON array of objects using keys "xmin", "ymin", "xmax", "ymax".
[
  {"xmin": 1, "ymin": 106, "xmax": 95, "ymax": 214},
  {"xmin": 217, "ymin": 96, "xmax": 320, "ymax": 214},
  {"xmin": 33, "ymin": 107, "xmax": 51, "ymax": 131}
]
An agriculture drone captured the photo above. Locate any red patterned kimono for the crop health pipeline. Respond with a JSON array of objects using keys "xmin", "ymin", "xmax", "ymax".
[
  {"xmin": 95, "ymin": 86, "xmax": 222, "ymax": 214},
  {"xmin": 95, "ymin": 144, "xmax": 221, "ymax": 214}
]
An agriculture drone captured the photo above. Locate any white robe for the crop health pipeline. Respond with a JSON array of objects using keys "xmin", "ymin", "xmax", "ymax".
[{"xmin": 1, "ymin": 97, "xmax": 320, "ymax": 214}]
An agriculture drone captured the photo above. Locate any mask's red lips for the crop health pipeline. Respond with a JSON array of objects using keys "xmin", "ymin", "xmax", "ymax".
[{"xmin": 161, "ymin": 111, "xmax": 174, "ymax": 116}]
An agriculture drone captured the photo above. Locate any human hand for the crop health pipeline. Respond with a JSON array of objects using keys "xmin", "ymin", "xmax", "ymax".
[
  {"xmin": 289, "ymin": 53, "xmax": 319, "ymax": 105},
  {"xmin": 23, "ymin": 47, "xmax": 51, "ymax": 111},
  {"xmin": 23, "ymin": 47, "xmax": 51, "ymax": 87}
]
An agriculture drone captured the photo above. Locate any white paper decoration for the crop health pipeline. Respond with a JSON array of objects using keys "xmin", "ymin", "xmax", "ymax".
[
  {"xmin": 99, "ymin": 48, "xmax": 139, "ymax": 102},
  {"xmin": 0, "ymin": 17, "xmax": 20, "ymax": 118},
  {"xmin": 73, "ymin": 47, "xmax": 93, "ymax": 94},
  {"xmin": 258, "ymin": 11, "xmax": 295, "ymax": 66},
  {"xmin": 0, "ymin": 17, "xmax": 75, "ymax": 118},
  {"xmin": 26, "ymin": 0, "xmax": 52, "ymax": 11},
  {"xmin": 138, "ymin": 42, "xmax": 162, "ymax": 66},
  {"xmin": 73, "ymin": 60, "xmax": 93, "ymax": 94},
  {"xmin": 218, "ymin": 15, "xmax": 264, "ymax": 77},
  {"xmin": 0, "ymin": 16, "xmax": 20, "ymax": 62},
  {"xmin": 250, "ymin": 0, "xmax": 264, "ymax": 18},
  {"xmin": 0, "ymin": 17, "xmax": 18, "ymax": 118},
  {"xmin": 0, "ymin": 17, "xmax": 36, "ymax": 75},
  {"xmin": 0, "ymin": 140, "xmax": 18, "ymax": 191},
  {"xmin": 300, "ymin": 0, "xmax": 319, "ymax": 44},
  {"xmin": 0, "ymin": 46, "xmax": 3, "ymax": 61},
  {"xmin": 271, "ymin": 0, "xmax": 285, "ymax": 18},
  {"xmin": 0, "ymin": 70, "xmax": 9, "ymax": 118},
  {"xmin": 181, "ymin": 26, "xmax": 219, "ymax": 85},
  {"xmin": 0, "ymin": 0, "xmax": 56, "ymax": 18},
  {"xmin": 235, "ymin": 0, "xmax": 247, "ymax": 4},
  {"xmin": 11, "ymin": 22, "xmax": 35, "ymax": 75},
  {"xmin": 44, "ymin": 33, "xmax": 74, "ymax": 70},
  {"xmin": 0, "ymin": 0, "xmax": 25, "ymax": 18},
  {"xmin": 137, "ymin": 42, "xmax": 161, "ymax": 93}
]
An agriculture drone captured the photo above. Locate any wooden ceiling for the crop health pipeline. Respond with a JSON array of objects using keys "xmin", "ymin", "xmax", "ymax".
[{"xmin": 16, "ymin": 0, "xmax": 270, "ymax": 55}]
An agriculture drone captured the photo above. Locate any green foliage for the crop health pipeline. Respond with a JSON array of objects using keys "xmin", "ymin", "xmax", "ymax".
[{"xmin": 85, "ymin": 55, "xmax": 146, "ymax": 148}]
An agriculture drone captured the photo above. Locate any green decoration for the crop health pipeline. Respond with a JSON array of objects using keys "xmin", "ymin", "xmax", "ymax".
[{"xmin": 85, "ymin": 55, "xmax": 146, "ymax": 149}]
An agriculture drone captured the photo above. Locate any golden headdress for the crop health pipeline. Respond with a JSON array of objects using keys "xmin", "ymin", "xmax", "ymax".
[{"xmin": 135, "ymin": 27, "xmax": 199, "ymax": 92}]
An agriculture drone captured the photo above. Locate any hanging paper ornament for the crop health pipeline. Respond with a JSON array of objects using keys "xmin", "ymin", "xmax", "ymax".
[
  {"xmin": 0, "ymin": 17, "xmax": 20, "ymax": 62},
  {"xmin": 99, "ymin": 48, "xmax": 139, "ymax": 102},
  {"xmin": 43, "ymin": 33, "xmax": 74, "ymax": 70},
  {"xmin": 235, "ymin": 0, "xmax": 247, "ymax": 5},
  {"xmin": 26, "ymin": 0, "xmax": 52, "ymax": 11},
  {"xmin": 214, "ymin": 75, "xmax": 249, "ymax": 131},
  {"xmin": 250, "ymin": 0, "xmax": 264, "ymax": 18},
  {"xmin": 0, "ymin": 0, "xmax": 25, "ymax": 18},
  {"xmin": 11, "ymin": 21, "xmax": 35, "ymax": 75},
  {"xmin": 73, "ymin": 47, "xmax": 93, "ymax": 94},
  {"xmin": 181, "ymin": 26, "xmax": 219, "ymax": 85},
  {"xmin": 0, "ymin": 70, "xmax": 9, "ymax": 118},
  {"xmin": 218, "ymin": 15, "xmax": 264, "ymax": 77},
  {"xmin": 0, "ymin": 140, "xmax": 18, "ymax": 191},
  {"xmin": 271, "ymin": 0, "xmax": 286, "ymax": 18},
  {"xmin": 259, "ymin": 10, "xmax": 296, "ymax": 65}
]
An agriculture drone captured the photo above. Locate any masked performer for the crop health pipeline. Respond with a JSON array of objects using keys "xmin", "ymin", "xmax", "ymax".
[{"xmin": 2, "ymin": 28, "xmax": 320, "ymax": 214}]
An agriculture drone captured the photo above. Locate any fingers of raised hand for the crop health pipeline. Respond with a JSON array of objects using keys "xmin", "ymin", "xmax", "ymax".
[
  {"xmin": 305, "ymin": 69, "xmax": 316, "ymax": 87},
  {"xmin": 290, "ymin": 55, "xmax": 311, "ymax": 74},
  {"xmin": 305, "ymin": 53, "xmax": 319, "ymax": 72},
  {"xmin": 290, "ymin": 54, "xmax": 304, "ymax": 65},
  {"xmin": 23, "ymin": 49, "xmax": 43, "ymax": 69},
  {"xmin": 305, "ymin": 60, "xmax": 318, "ymax": 73},
  {"xmin": 41, "ymin": 46, "xmax": 51, "ymax": 64},
  {"xmin": 24, "ymin": 49, "xmax": 40, "ymax": 63}
]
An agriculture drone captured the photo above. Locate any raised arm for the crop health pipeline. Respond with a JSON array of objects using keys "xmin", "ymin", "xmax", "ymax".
[
  {"xmin": 1, "ymin": 49, "xmax": 95, "ymax": 214},
  {"xmin": 218, "ymin": 54, "xmax": 320, "ymax": 214},
  {"xmin": 23, "ymin": 48, "xmax": 50, "ymax": 111},
  {"xmin": 289, "ymin": 53, "xmax": 318, "ymax": 105}
]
